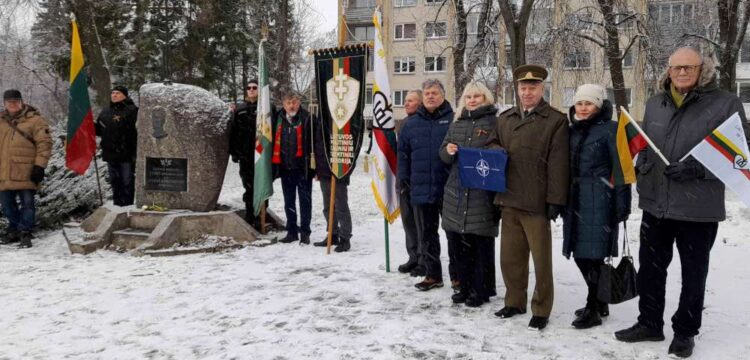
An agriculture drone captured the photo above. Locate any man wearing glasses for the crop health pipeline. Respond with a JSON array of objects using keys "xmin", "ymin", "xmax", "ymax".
[
  {"xmin": 229, "ymin": 80, "xmax": 273, "ymax": 227},
  {"xmin": 615, "ymin": 47, "xmax": 750, "ymax": 358}
]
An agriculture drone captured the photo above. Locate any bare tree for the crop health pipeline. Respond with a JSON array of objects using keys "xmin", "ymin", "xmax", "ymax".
[
  {"xmin": 452, "ymin": 0, "xmax": 497, "ymax": 100},
  {"xmin": 497, "ymin": 0, "xmax": 534, "ymax": 70},
  {"xmin": 715, "ymin": 0, "xmax": 750, "ymax": 91},
  {"xmin": 69, "ymin": 0, "xmax": 111, "ymax": 108}
]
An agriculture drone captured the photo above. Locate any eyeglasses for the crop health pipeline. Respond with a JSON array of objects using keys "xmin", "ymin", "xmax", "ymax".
[
  {"xmin": 247, "ymin": 86, "xmax": 258, "ymax": 90},
  {"xmin": 669, "ymin": 64, "xmax": 702, "ymax": 74}
]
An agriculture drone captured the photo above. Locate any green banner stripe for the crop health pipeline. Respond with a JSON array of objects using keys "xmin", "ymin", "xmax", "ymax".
[{"xmin": 67, "ymin": 71, "xmax": 91, "ymax": 141}]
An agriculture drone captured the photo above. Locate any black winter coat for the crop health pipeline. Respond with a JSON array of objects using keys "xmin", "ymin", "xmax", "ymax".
[
  {"xmin": 229, "ymin": 100, "xmax": 258, "ymax": 160},
  {"xmin": 272, "ymin": 107, "xmax": 313, "ymax": 180},
  {"xmin": 562, "ymin": 100, "xmax": 632, "ymax": 259},
  {"xmin": 95, "ymin": 98, "xmax": 138, "ymax": 163},
  {"xmin": 439, "ymin": 105, "xmax": 500, "ymax": 237}
]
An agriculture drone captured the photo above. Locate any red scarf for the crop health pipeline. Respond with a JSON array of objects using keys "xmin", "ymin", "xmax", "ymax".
[{"xmin": 272, "ymin": 115, "xmax": 303, "ymax": 164}]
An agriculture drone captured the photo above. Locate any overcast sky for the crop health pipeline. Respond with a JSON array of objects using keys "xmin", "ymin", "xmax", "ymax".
[{"xmin": 308, "ymin": 0, "xmax": 339, "ymax": 35}]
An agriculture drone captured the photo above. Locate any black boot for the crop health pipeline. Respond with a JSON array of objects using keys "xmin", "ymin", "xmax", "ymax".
[
  {"xmin": 575, "ymin": 302, "xmax": 609, "ymax": 317},
  {"xmin": 278, "ymin": 233, "xmax": 299, "ymax": 243},
  {"xmin": 465, "ymin": 293, "xmax": 488, "ymax": 308},
  {"xmin": 614, "ymin": 323, "xmax": 665, "ymax": 342},
  {"xmin": 409, "ymin": 265, "xmax": 426, "ymax": 277},
  {"xmin": 668, "ymin": 334, "xmax": 695, "ymax": 358},
  {"xmin": 451, "ymin": 288, "xmax": 469, "ymax": 304},
  {"xmin": 572, "ymin": 307, "xmax": 602, "ymax": 329},
  {"xmin": 17, "ymin": 231, "xmax": 32, "ymax": 249},
  {"xmin": 313, "ymin": 236, "xmax": 339, "ymax": 247},
  {"xmin": 300, "ymin": 233, "xmax": 310, "ymax": 245},
  {"xmin": 1, "ymin": 229, "xmax": 20, "ymax": 244},
  {"xmin": 397, "ymin": 261, "xmax": 417, "ymax": 274},
  {"xmin": 334, "ymin": 238, "xmax": 350, "ymax": 252}
]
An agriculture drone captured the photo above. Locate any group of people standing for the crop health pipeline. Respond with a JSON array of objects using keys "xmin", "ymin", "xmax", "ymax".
[
  {"xmin": 228, "ymin": 81, "xmax": 353, "ymax": 252},
  {"xmin": 395, "ymin": 47, "xmax": 748, "ymax": 358}
]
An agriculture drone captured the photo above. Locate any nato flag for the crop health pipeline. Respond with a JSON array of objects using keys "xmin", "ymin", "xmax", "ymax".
[{"xmin": 458, "ymin": 147, "xmax": 508, "ymax": 193}]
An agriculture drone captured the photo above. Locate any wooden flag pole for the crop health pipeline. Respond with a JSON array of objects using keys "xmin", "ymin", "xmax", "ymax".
[
  {"xmin": 325, "ymin": 176, "xmax": 337, "ymax": 254},
  {"xmin": 260, "ymin": 202, "xmax": 267, "ymax": 235},
  {"xmin": 93, "ymin": 154, "xmax": 104, "ymax": 206}
]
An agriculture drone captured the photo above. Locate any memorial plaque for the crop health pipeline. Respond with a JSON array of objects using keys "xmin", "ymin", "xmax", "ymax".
[{"xmin": 145, "ymin": 157, "xmax": 188, "ymax": 192}]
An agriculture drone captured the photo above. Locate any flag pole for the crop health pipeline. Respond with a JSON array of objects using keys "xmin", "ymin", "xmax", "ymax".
[
  {"xmin": 260, "ymin": 202, "xmax": 267, "ymax": 235},
  {"xmin": 384, "ymin": 218, "xmax": 390, "ymax": 272},
  {"xmin": 326, "ymin": 177, "xmax": 337, "ymax": 254},
  {"xmin": 93, "ymin": 154, "xmax": 104, "ymax": 206},
  {"xmin": 621, "ymin": 106, "xmax": 670, "ymax": 166}
]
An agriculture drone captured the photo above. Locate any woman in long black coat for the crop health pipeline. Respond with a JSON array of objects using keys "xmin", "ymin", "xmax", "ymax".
[
  {"xmin": 562, "ymin": 84, "xmax": 632, "ymax": 329},
  {"xmin": 439, "ymin": 81, "xmax": 499, "ymax": 307}
]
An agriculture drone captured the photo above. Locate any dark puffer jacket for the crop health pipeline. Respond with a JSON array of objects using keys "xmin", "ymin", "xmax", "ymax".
[
  {"xmin": 397, "ymin": 101, "xmax": 453, "ymax": 205},
  {"xmin": 95, "ymin": 98, "xmax": 138, "ymax": 163},
  {"xmin": 229, "ymin": 100, "xmax": 258, "ymax": 160},
  {"xmin": 636, "ymin": 72, "xmax": 749, "ymax": 222},
  {"xmin": 272, "ymin": 107, "xmax": 313, "ymax": 180},
  {"xmin": 439, "ymin": 105, "xmax": 500, "ymax": 237},
  {"xmin": 562, "ymin": 100, "xmax": 632, "ymax": 259}
]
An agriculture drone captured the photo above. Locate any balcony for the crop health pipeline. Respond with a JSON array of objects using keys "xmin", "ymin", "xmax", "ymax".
[{"xmin": 345, "ymin": 5, "xmax": 375, "ymax": 24}]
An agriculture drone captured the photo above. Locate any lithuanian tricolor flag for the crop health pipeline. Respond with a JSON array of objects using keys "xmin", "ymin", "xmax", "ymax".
[
  {"xmin": 613, "ymin": 111, "xmax": 648, "ymax": 185},
  {"xmin": 65, "ymin": 20, "xmax": 96, "ymax": 175}
]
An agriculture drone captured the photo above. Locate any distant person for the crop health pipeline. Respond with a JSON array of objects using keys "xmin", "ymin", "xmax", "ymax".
[
  {"xmin": 614, "ymin": 47, "xmax": 750, "ymax": 358},
  {"xmin": 439, "ymin": 81, "xmax": 499, "ymax": 307},
  {"xmin": 561, "ymin": 84, "xmax": 631, "ymax": 329},
  {"xmin": 273, "ymin": 92, "xmax": 313, "ymax": 244},
  {"xmin": 0, "ymin": 89, "xmax": 53, "ymax": 248},
  {"xmin": 95, "ymin": 85, "xmax": 138, "ymax": 206},
  {"xmin": 396, "ymin": 89, "xmax": 423, "ymax": 275},
  {"xmin": 397, "ymin": 79, "xmax": 453, "ymax": 291},
  {"xmin": 488, "ymin": 64, "xmax": 569, "ymax": 331}
]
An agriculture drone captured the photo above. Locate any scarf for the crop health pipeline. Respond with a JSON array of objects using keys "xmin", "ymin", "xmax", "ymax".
[{"xmin": 272, "ymin": 114, "xmax": 303, "ymax": 164}]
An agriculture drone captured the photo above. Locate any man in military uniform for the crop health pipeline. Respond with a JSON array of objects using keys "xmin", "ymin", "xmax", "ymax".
[{"xmin": 488, "ymin": 65, "xmax": 569, "ymax": 331}]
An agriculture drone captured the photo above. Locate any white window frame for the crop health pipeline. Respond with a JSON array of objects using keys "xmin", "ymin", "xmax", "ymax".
[
  {"xmin": 738, "ymin": 82, "xmax": 750, "ymax": 104},
  {"xmin": 424, "ymin": 56, "xmax": 446, "ymax": 73},
  {"xmin": 564, "ymin": 51, "xmax": 591, "ymax": 70},
  {"xmin": 424, "ymin": 0, "xmax": 442, "ymax": 5},
  {"xmin": 563, "ymin": 87, "xmax": 576, "ymax": 107},
  {"xmin": 394, "ymin": 23, "xmax": 416, "ymax": 41},
  {"xmin": 393, "ymin": 90, "xmax": 409, "ymax": 107},
  {"xmin": 607, "ymin": 88, "xmax": 633, "ymax": 107},
  {"xmin": 425, "ymin": 22, "xmax": 447, "ymax": 39},
  {"xmin": 394, "ymin": 56, "xmax": 416, "ymax": 74},
  {"xmin": 394, "ymin": 0, "xmax": 416, "ymax": 7}
]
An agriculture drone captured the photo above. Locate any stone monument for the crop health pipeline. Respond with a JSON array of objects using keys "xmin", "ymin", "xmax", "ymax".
[{"xmin": 135, "ymin": 83, "xmax": 230, "ymax": 211}]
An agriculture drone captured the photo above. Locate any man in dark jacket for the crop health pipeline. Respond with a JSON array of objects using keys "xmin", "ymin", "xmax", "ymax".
[
  {"xmin": 397, "ymin": 79, "xmax": 453, "ymax": 291},
  {"xmin": 273, "ymin": 92, "xmax": 313, "ymax": 244},
  {"xmin": 312, "ymin": 115, "xmax": 353, "ymax": 252},
  {"xmin": 396, "ymin": 89, "xmax": 423, "ymax": 275},
  {"xmin": 488, "ymin": 65, "xmax": 569, "ymax": 331},
  {"xmin": 229, "ymin": 80, "xmax": 270, "ymax": 226},
  {"xmin": 615, "ymin": 47, "xmax": 750, "ymax": 359},
  {"xmin": 95, "ymin": 85, "xmax": 138, "ymax": 206}
]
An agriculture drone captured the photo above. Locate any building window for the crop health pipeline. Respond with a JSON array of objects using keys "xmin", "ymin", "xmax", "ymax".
[
  {"xmin": 467, "ymin": 13, "xmax": 480, "ymax": 34},
  {"xmin": 367, "ymin": 48, "xmax": 374, "ymax": 71},
  {"xmin": 563, "ymin": 87, "xmax": 576, "ymax": 107},
  {"xmin": 615, "ymin": 12, "xmax": 635, "ymax": 30},
  {"xmin": 424, "ymin": 0, "xmax": 441, "ymax": 5},
  {"xmin": 394, "ymin": 56, "xmax": 416, "ymax": 74},
  {"xmin": 544, "ymin": 84, "xmax": 552, "ymax": 102},
  {"xmin": 393, "ymin": 90, "xmax": 409, "ymax": 107},
  {"xmin": 395, "ymin": 23, "xmax": 416, "ymax": 40},
  {"xmin": 564, "ymin": 51, "xmax": 591, "ymax": 69},
  {"xmin": 650, "ymin": 3, "xmax": 694, "ymax": 24},
  {"xmin": 350, "ymin": 0, "xmax": 376, "ymax": 8},
  {"xmin": 394, "ymin": 0, "xmax": 416, "ymax": 7},
  {"xmin": 607, "ymin": 88, "xmax": 633, "ymax": 106},
  {"xmin": 604, "ymin": 49, "xmax": 634, "ymax": 69},
  {"xmin": 425, "ymin": 22, "xmax": 447, "ymax": 39},
  {"xmin": 741, "ymin": 39, "xmax": 750, "ymax": 63},
  {"xmin": 352, "ymin": 25, "xmax": 375, "ymax": 41},
  {"xmin": 365, "ymin": 85, "xmax": 373, "ymax": 105},
  {"xmin": 424, "ymin": 56, "xmax": 446, "ymax": 72},
  {"xmin": 739, "ymin": 83, "xmax": 750, "ymax": 103}
]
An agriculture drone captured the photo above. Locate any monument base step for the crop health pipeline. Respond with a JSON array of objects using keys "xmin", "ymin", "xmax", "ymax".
[{"xmin": 111, "ymin": 228, "xmax": 151, "ymax": 250}]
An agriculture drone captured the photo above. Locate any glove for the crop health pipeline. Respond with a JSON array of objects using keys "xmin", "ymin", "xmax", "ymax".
[
  {"xmin": 615, "ymin": 207, "xmax": 630, "ymax": 223},
  {"xmin": 546, "ymin": 203, "xmax": 564, "ymax": 221},
  {"xmin": 231, "ymin": 155, "xmax": 239, "ymax": 163},
  {"xmin": 664, "ymin": 160, "xmax": 705, "ymax": 182},
  {"xmin": 30, "ymin": 165, "xmax": 45, "ymax": 184}
]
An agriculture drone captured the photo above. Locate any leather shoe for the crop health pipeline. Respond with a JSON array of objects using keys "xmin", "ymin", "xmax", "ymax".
[
  {"xmin": 614, "ymin": 323, "xmax": 665, "ymax": 343},
  {"xmin": 415, "ymin": 277, "xmax": 443, "ymax": 291},
  {"xmin": 494, "ymin": 306, "xmax": 526, "ymax": 318},
  {"xmin": 397, "ymin": 261, "xmax": 417, "ymax": 274},
  {"xmin": 668, "ymin": 334, "xmax": 695, "ymax": 358}
]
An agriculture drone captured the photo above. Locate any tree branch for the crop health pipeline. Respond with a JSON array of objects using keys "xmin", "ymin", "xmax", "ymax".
[{"xmin": 682, "ymin": 33, "xmax": 722, "ymax": 48}]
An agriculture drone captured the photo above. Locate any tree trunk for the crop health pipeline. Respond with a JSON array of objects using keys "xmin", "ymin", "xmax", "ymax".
[
  {"xmin": 132, "ymin": 0, "xmax": 150, "ymax": 88},
  {"xmin": 452, "ymin": 0, "xmax": 468, "ymax": 103},
  {"xmin": 276, "ymin": 0, "xmax": 291, "ymax": 96},
  {"xmin": 70, "ymin": 0, "xmax": 112, "ymax": 108},
  {"xmin": 598, "ymin": 0, "xmax": 628, "ymax": 112}
]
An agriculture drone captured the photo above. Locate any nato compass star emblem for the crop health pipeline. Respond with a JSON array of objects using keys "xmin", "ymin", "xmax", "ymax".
[{"xmin": 475, "ymin": 159, "xmax": 491, "ymax": 177}]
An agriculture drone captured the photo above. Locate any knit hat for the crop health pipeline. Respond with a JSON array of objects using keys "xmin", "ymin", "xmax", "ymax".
[
  {"xmin": 574, "ymin": 84, "xmax": 605, "ymax": 108},
  {"xmin": 112, "ymin": 85, "xmax": 129, "ymax": 98},
  {"xmin": 3, "ymin": 89, "xmax": 22, "ymax": 101}
]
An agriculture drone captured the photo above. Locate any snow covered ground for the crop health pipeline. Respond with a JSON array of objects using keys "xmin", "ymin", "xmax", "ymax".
[{"xmin": 1, "ymin": 162, "xmax": 749, "ymax": 359}]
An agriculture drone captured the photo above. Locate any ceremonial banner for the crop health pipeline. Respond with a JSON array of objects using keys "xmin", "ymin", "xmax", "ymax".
[
  {"xmin": 66, "ymin": 20, "xmax": 96, "ymax": 175},
  {"xmin": 253, "ymin": 39, "xmax": 273, "ymax": 216},
  {"xmin": 683, "ymin": 112, "xmax": 750, "ymax": 208},
  {"xmin": 367, "ymin": 8, "xmax": 399, "ymax": 223},
  {"xmin": 458, "ymin": 147, "xmax": 508, "ymax": 193},
  {"xmin": 313, "ymin": 44, "xmax": 368, "ymax": 179}
]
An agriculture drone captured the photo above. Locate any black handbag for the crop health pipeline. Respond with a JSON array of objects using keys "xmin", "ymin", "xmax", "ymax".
[{"xmin": 597, "ymin": 223, "xmax": 638, "ymax": 304}]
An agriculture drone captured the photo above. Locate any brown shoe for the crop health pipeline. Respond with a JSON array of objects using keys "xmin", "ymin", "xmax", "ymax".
[{"xmin": 415, "ymin": 277, "xmax": 444, "ymax": 291}]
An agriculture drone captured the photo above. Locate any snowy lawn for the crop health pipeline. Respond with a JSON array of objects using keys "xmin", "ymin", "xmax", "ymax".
[{"xmin": 0, "ymin": 162, "xmax": 748, "ymax": 359}]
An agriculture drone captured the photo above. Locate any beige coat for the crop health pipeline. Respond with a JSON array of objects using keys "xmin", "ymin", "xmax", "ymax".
[{"xmin": 0, "ymin": 105, "xmax": 53, "ymax": 191}]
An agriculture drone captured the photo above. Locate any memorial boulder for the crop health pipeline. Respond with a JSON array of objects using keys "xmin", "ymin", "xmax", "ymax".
[{"xmin": 135, "ymin": 83, "xmax": 231, "ymax": 212}]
